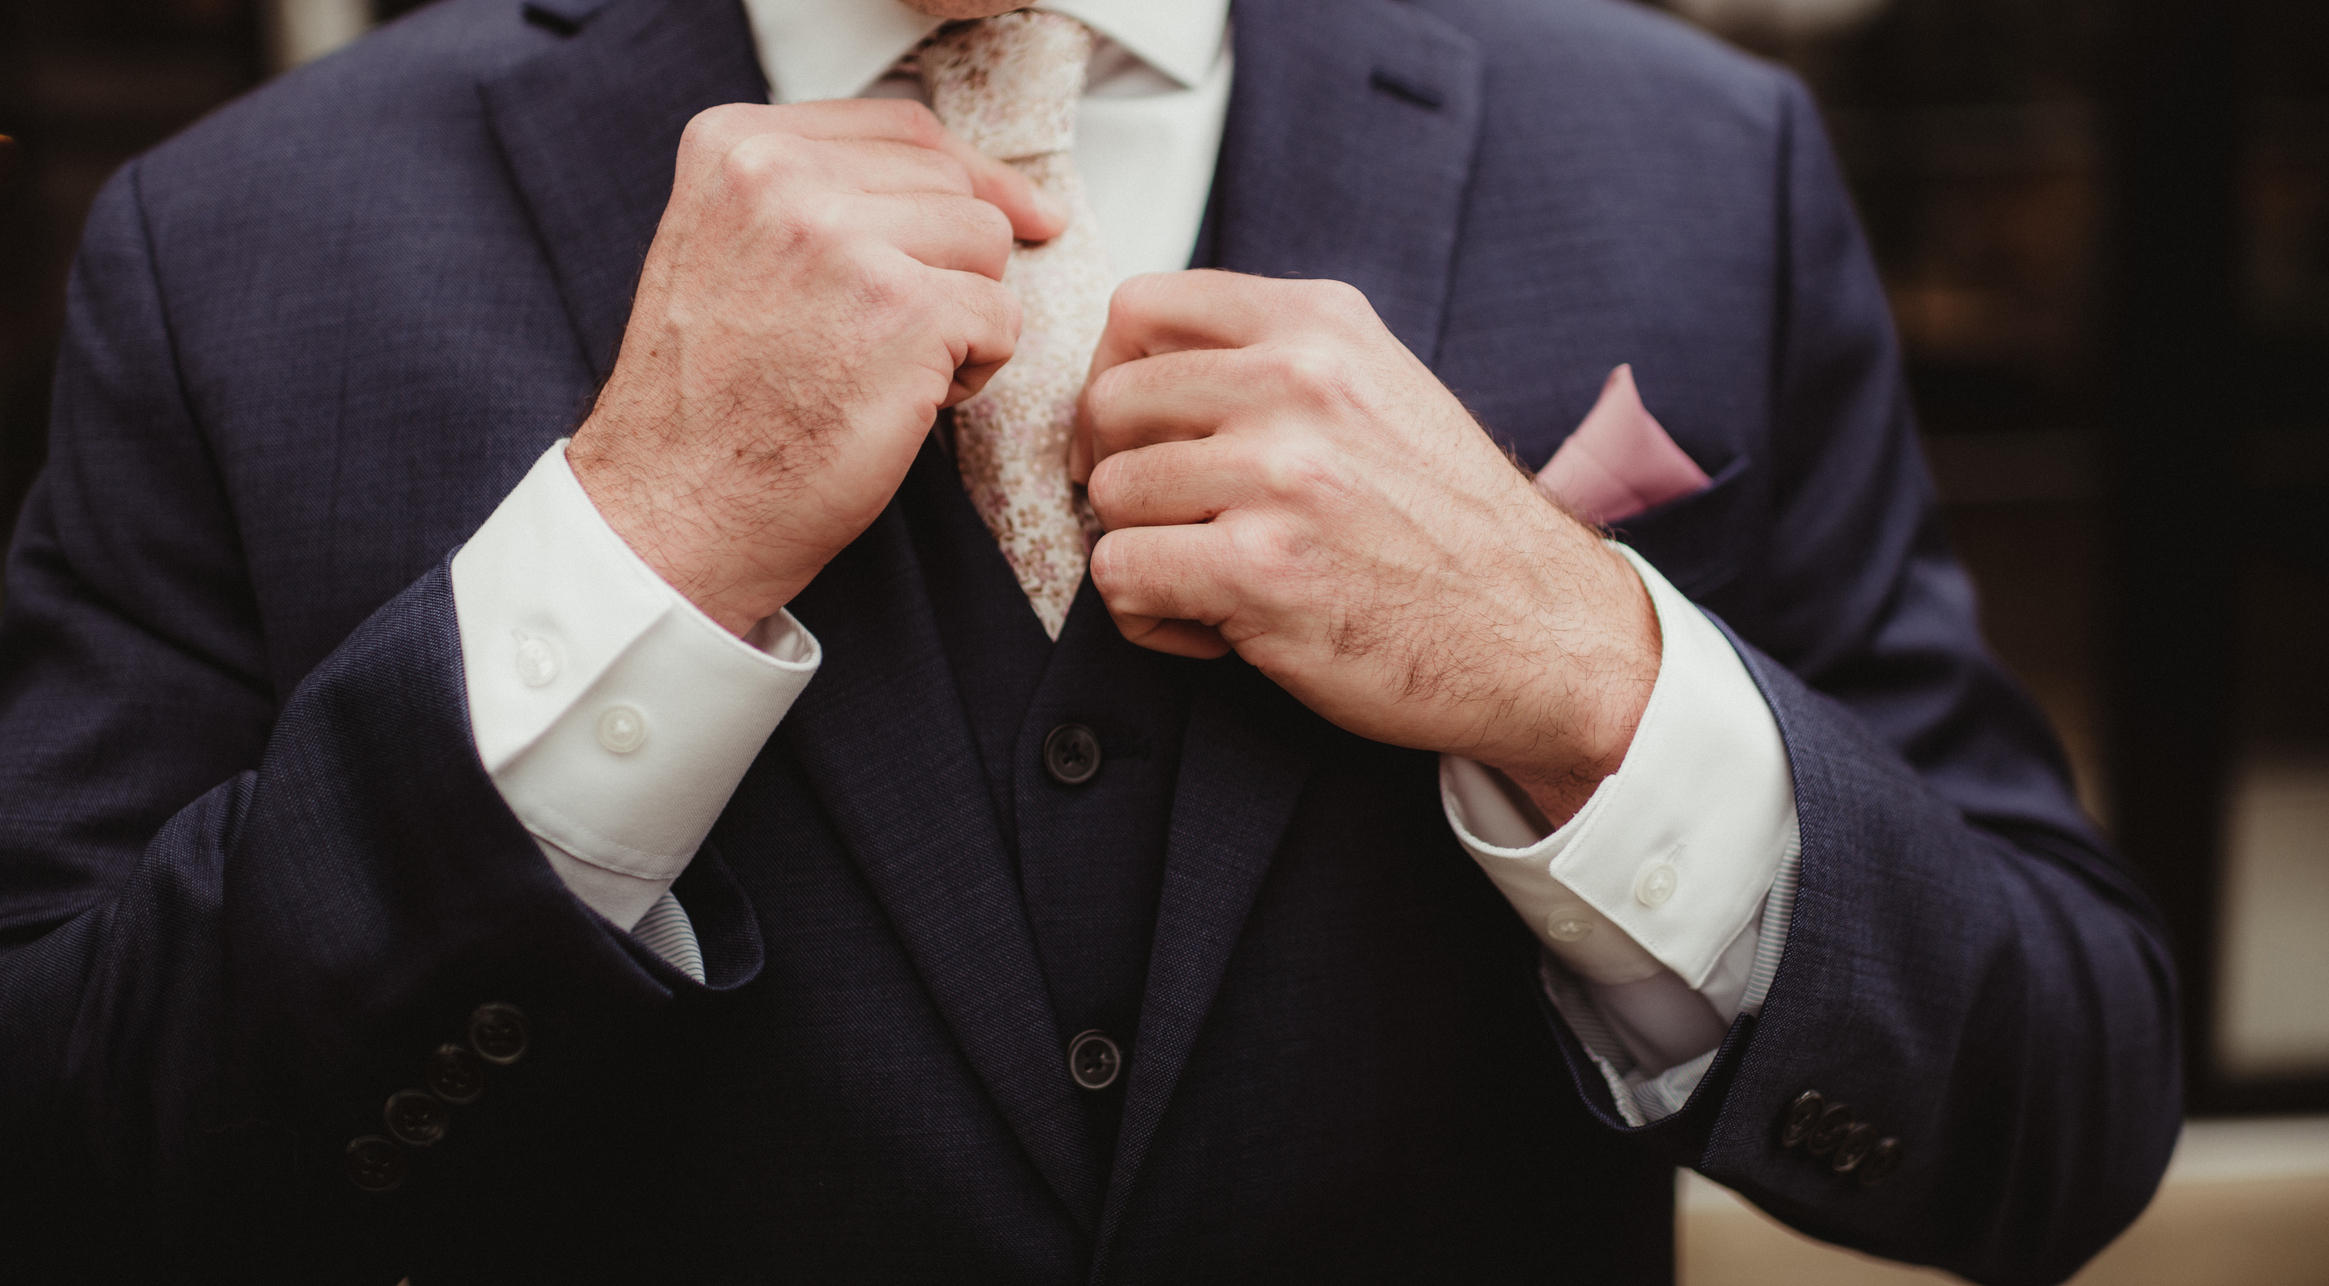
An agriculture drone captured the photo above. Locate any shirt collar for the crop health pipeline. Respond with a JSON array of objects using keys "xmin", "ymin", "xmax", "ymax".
[{"xmin": 741, "ymin": 0, "xmax": 1230, "ymax": 104}]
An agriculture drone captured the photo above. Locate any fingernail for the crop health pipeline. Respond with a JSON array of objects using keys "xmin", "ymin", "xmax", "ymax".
[{"xmin": 1038, "ymin": 190, "xmax": 1071, "ymax": 227}]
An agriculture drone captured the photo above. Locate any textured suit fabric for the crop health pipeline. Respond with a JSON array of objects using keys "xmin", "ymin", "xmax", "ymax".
[
  {"xmin": 0, "ymin": 0, "xmax": 2178, "ymax": 1283},
  {"xmin": 901, "ymin": 438, "xmax": 1186, "ymax": 1168}
]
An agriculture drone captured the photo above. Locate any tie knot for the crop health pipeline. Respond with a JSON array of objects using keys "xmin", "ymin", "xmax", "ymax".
[{"xmin": 920, "ymin": 11, "xmax": 1095, "ymax": 162}]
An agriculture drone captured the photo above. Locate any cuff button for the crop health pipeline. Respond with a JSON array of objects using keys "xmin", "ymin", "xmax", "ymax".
[
  {"xmin": 1779, "ymin": 1090, "xmax": 1824, "ymax": 1147},
  {"xmin": 1805, "ymin": 1102, "xmax": 1856, "ymax": 1156},
  {"xmin": 1831, "ymin": 1122, "xmax": 1879, "ymax": 1173},
  {"xmin": 596, "ymin": 704, "xmax": 648, "ymax": 754},
  {"xmin": 513, "ymin": 634, "xmax": 559, "ymax": 687},
  {"xmin": 426, "ymin": 1043, "xmax": 487, "ymax": 1106},
  {"xmin": 1857, "ymin": 1137, "xmax": 1904, "ymax": 1187},
  {"xmin": 384, "ymin": 1089, "xmax": 450, "ymax": 1148},
  {"xmin": 1634, "ymin": 862, "xmax": 1679, "ymax": 907},
  {"xmin": 469, "ymin": 1002, "xmax": 530, "ymax": 1066},
  {"xmin": 344, "ymin": 1135, "xmax": 408, "ymax": 1194},
  {"xmin": 1545, "ymin": 907, "xmax": 1595, "ymax": 943}
]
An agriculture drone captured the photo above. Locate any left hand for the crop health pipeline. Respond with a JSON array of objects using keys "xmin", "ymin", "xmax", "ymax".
[{"xmin": 1073, "ymin": 270, "xmax": 1661, "ymax": 823}]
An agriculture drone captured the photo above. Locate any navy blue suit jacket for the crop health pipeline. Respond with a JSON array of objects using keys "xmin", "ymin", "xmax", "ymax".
[{"xmin": 0, "ymin": 0, "xmax": 2179, "ymax": 1282}]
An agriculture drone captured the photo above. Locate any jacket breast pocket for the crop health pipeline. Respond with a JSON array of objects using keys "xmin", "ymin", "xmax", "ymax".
[{"xmin": 1604, "ymin": 453, "xmax": 1755, "ymax": 600}]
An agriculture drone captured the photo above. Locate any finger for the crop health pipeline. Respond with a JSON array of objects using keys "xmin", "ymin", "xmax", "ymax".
[
  {"xmin": 795, "ymin": 100, "xmax": 1068, "ymax": 243},
  {"xmin": 1085, "ymin": 437, "xmax": 1253, "ymax": 532},
  {"xmin": 812, "ymin": 133, "xmax": 1063, "ymax": 245},
  {"xmin": 696, "ymin": 100, "xmax": 1070, "ymax": 243},
  {"xmin": 1114, "ymin": 616, "xmax": 1234, "ymax": 660},
  {"xmin": 819, "ymin": 138, "xmax": 978, "ymax": 198},
  {"xmin": 1088, "ymin": 523, "xmax": 1242, "ymax": 636},
  {"xmin": 846, "ymin": 192, "xmax": 1016, "ymax": 280},
  {"xmin": 1075, "ymin": 347, "xmax": 1255, "ymax": 480},
  {"xmin": 1089, "ymin": 272, "xmax": 1375, "ymax": 378},
  {"xmin": 949, "ymin": 143, "xmax": 1070, "ymax": 245},
  {"xmin": 919, "ymin": 267, "xmax": 1022, "ymax": 405}
]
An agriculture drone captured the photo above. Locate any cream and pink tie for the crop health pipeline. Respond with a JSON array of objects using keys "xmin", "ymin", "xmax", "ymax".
[{"xmin": 921, "ymin": 12, "xmax": 1113, "ymax": 641}]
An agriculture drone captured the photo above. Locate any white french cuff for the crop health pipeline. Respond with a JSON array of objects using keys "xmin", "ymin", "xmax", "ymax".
[
  {"xmin": 1440, "ymin": 543, "xmax": 1800, "ymax": 1121},
  {"xmin": 1442, "ymin": 543, "xmax": 1796, "ymax": 988},
  {"xmin": 450, "ymin": 440, "xmax": 821, "ymax": 934}
]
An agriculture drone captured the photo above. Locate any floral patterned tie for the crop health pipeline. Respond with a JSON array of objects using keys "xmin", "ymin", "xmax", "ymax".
[{"xmin": 921, "ymin": 12, "xmax": 1112, "ymax": 641}]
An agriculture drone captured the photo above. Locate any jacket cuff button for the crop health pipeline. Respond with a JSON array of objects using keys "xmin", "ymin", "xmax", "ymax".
[
  {"xmin": 1857, "ymin": 1137, "xmax": 1905, "ymax": 1187},
  {"xmin": 384, "ymin": 1089, "xmax": 451, "ymax": 1148},
  {"xmin": 469, "ymin": 1002, "xmax": 530, "ymax": 1066},
  {"xmin": 426, "ymin": 1043, "xmax": 488, "ymax": 1105},
  {"xmin": 1804, "ymin": 1103, "xmax": 1856, "ymax": 1156},
  {"xmin": 1830, "ymin": 1122, "xmax": 1880, "ymax": 1173},
  {"xmin": 1778, "ymin": 1090, "xmax": 1824, "ymax": 1148},
  {"xmin": 344, "ymin": 1135, "xmax": 408, "ymax": 1193}
]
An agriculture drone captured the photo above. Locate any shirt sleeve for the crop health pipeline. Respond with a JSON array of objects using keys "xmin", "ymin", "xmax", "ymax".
[
  {"xmin": 1440, "ymin": 542, "xmax": 1799, "ymax": 1123},
  {"xmin": 448, "ymin": 440, "xmax": 822, "ymax": 941}
]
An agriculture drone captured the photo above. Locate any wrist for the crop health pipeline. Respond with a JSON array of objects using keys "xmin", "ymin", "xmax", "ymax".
[
  {"xmin": 566, "ymin": 435, "xmax": 810, "ymax": 637},
  {"xmin": 1479, "ymin": 542, "xmax": 1660, "ymax": 826}
]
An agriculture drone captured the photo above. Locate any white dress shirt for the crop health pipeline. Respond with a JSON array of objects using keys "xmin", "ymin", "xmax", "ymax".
[{"xmin": 448, "ymin": 0, "xmax": 1801, "ymax": 1126}]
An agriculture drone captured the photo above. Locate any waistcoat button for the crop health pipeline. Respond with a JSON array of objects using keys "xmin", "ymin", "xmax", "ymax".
[
  {"xmin": 1068, "ymin": 1029, "xmax": 1122, "ymax": 1090},
  {"xmin": 1043, "ymin": 723, "xmax": 1102, "ymax": 786}
]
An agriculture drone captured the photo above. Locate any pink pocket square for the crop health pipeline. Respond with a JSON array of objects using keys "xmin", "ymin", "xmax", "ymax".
[{"xmin": 1535, "ymin": 365, "xmax": 1711, "ymax": 525}]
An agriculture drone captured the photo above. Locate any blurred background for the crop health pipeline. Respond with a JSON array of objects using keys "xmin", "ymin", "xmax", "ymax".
[{"xmin": 1, "ymin": 0, "xmax": 2325, "ymax": 1280}]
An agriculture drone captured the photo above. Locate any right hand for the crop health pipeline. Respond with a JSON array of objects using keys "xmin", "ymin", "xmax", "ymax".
[{"xmin": 567, "ymin": 100, "xmax": 1066, "ymax": 635}]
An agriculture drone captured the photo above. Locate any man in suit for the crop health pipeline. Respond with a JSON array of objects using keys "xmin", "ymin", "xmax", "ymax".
[{"xmin": 0, "ymin": 0, "xmax": 2179, "ymax": 1282}]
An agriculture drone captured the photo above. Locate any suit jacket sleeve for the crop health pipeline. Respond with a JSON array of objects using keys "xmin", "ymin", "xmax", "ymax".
[
  {"xmin": 0, "ymin": 160, "xmax": 763, "ymax": 1278},
  {"xmin": 1545, "ymin": 76, "xmax": 2181, "ymax": 1286}
]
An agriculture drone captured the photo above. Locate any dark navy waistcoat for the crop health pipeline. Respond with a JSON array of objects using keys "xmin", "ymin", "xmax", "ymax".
[{"xmin": 904, "ymin": 435, "xmax": 1189, "ymax": 1165}]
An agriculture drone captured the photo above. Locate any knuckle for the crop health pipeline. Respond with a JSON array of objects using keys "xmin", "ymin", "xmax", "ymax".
[
  {"xmin": 782, "ymin": 191, "xmax": 856, "ymax": 251},
  {"xmin": 1302, "ymin": 278, "xmax": 1372, "ymax": 322},
  {"xmin": 885, "ymin": 98, "xmax": 945, "ymax": 145},
  {"xmin": 846, "ymin": 252, "xmax": 917, "ymax": 314},
  {"xmin": 978, "ymin": 279, "xmax": 1023, "ymax": 340},
  {"xmin": 1267, "ymin": 342, "xmax": 1358, "ymax": 409},
  {"xmin": 1082, "ymin": 363, "xmax": 1131, "ymax": 430},
  {"xmin": 723, "ymin": 133, "xmax": 800, "ymax": 191},
  {"xmin": 965, "ymin": 196, "xmax": 1015, "ymax": 246},
  {"xmin": 1107, "ymin": 274, "xmax": 1163, "ymax": 329},
  {"xmin": 1085, "ymin": 450, "xmax": 1134, "ymax": 511},
  {"xmin": 1088, "ymin": 532, "xmax": 1132, "ymax": 592},
  {"xmin": 929, "ymin": 150, "xmax": 977, "ymax": 195},
  {"xmin": 681, "ymin": 103, "xmax": 750, "ymax": 152},
  {"xmin": 1254, "ymin": 437, "xmax": 1340, "ymax": 503},
  {"xmin": 1226, "ymin": 512, "xmax": 1302, "ymax": 583}
]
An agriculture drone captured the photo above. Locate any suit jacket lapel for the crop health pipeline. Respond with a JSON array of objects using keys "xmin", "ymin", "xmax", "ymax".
[
  {"xmin": 477, "ymin": 0, "xmax": 1488, "ymax": 1248},
  {"xmin": 1094, "ymin": 671, "xmax": 1312, "ymax": 1256},
  {"xmin": 1096, "ymin": 0, "xmax": 1486, "ymax": 1262},
  {"xmin": 783, "ymin": 508, "xmax": 1104, "ymax": 1231},
  {"xmin": 484, "ymin": 0, "xmax": 1102, "ymax": 1227},
  {"xmin": 480, "ymin": 0, "xmax": 767, "ymax": 379},
  {"xmin": 1207, "ymin": 0, "xmax": 1487, "ymax": 362}
]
